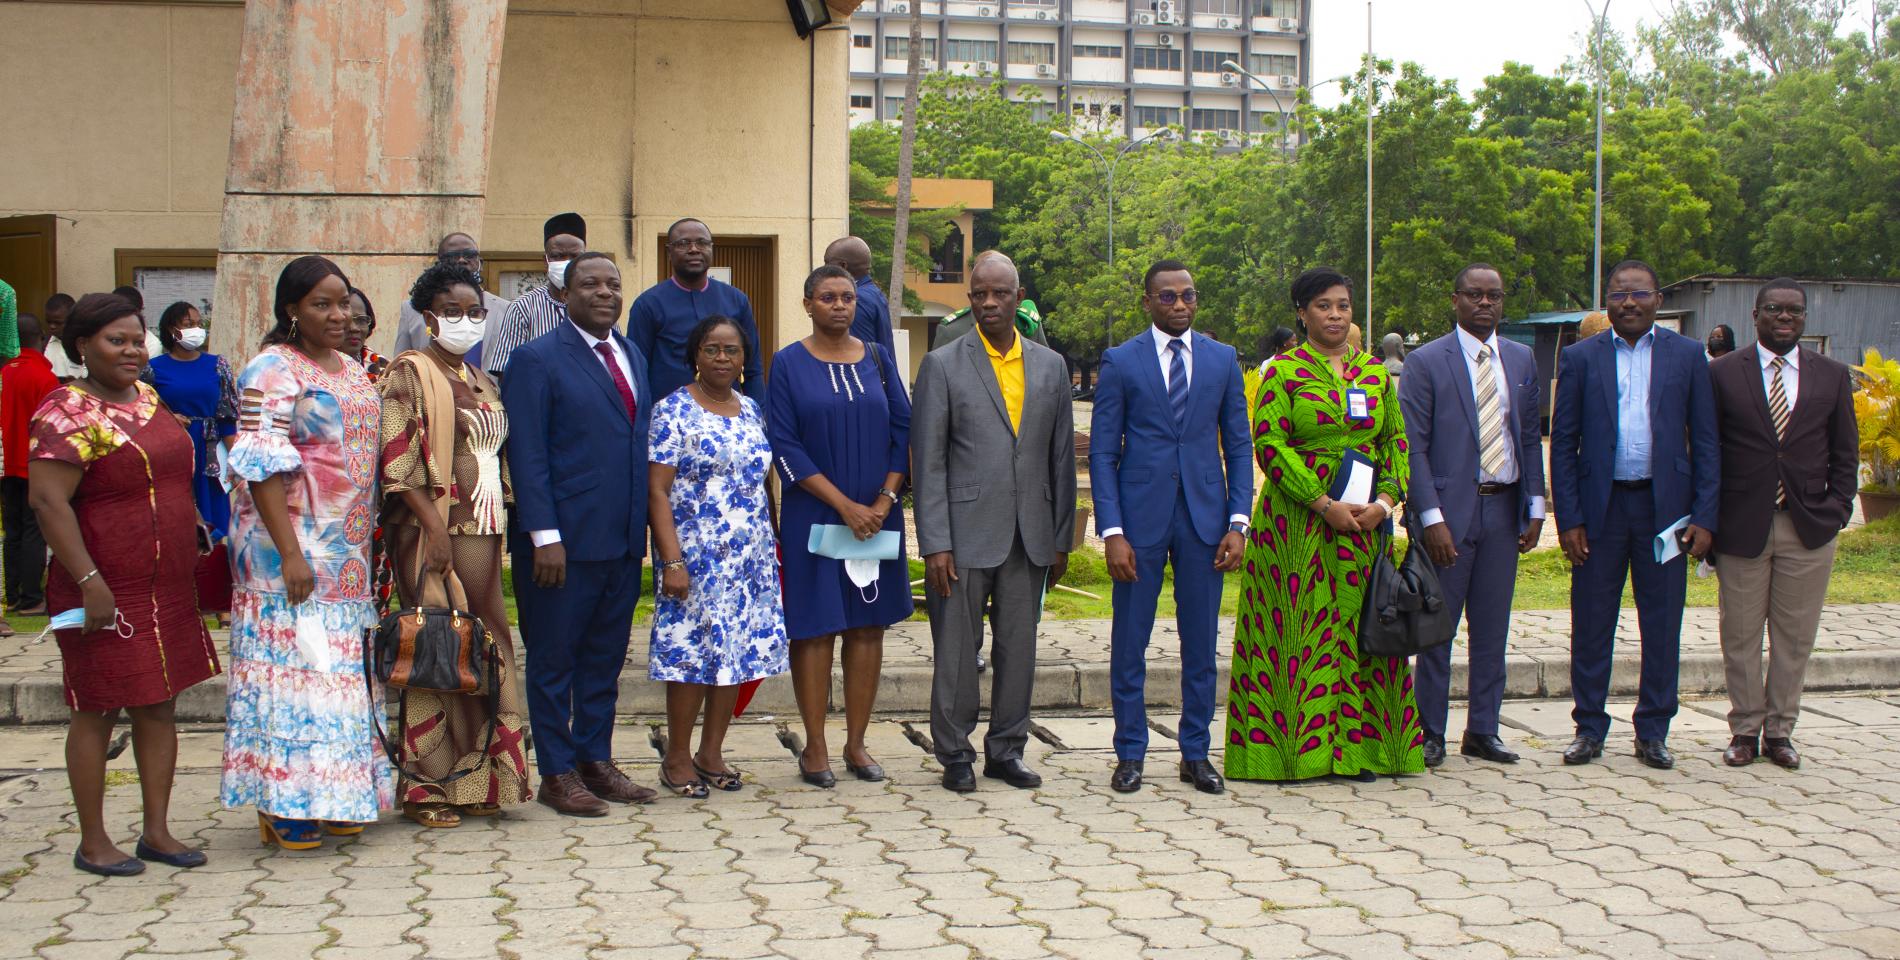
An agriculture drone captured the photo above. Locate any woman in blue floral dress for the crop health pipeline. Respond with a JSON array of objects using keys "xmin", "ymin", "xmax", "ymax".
[{"xmin": 647, "ymin": 316, "xmax": 787, "ymax": 799}]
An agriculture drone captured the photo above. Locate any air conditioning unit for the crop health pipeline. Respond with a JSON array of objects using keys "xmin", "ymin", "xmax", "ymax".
[
  {"xmin": 921, "ymin": 58, "xmax": 936, "ymax": 69},
  {"xmin": 1278, "ymin": 16, "xmax": 1295, "ymax": 30},
  {"xmin": 1156, "ymin": 0, "xmax": 1179, "ymax": 25},
  {"xmin": 1035, "ymin": 63, "xmax": 1056, "ymax": 76},
  {"xmin": 1156, "ymin": 32, "xmax": 1174, "ymax": 46},
  {"xmin": 1217, "ymin": 17, "xmax": 1233, "ymax": 28},
  {"xmin": 1220, "ymin": 72, "xmax": 1239, "ymax": 86},
  {"xmin": 1135, "ymin": 11, "xmax": 1155, "ymax": 24},
  {"xmin": 1277, "ymin": 74, "xmax": 1294, "ymax": 87},
  {"xmin": 976, "ymin": 60, "xmax": 995, "ymax": 72},
  {"xmin": 1219, "ymin": 128, "xmax": 1241, "ymax": 142},
  {"xmin": 978, "ymin": 5, "xmax": 992, "ymax": 16},
  {"xmin": 890, "ymin": 1, "xmax": 908, "ymax": 11}
]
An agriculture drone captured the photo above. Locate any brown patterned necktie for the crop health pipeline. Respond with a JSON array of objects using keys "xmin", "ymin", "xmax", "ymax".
[{"xmin": 1769, "ymin": 356, "xmax": 1789, "ymax": 507}]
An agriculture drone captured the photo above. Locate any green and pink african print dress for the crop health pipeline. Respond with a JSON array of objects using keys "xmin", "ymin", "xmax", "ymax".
[{"xmin": 1225, "ymin": 345, "xmax": 1423, "ymax": 781}]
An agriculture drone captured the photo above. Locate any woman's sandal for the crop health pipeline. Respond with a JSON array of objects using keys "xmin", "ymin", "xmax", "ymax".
[
  {"xmin": 403, "ymin": 803, "xmax": 462, "ymax": 829},
  {"xmin": 459, "ymin": 803, "xmax": 503, "ymax": 818},
  {"xmin": 694, "ymin": 763, "xmax": 744, "ymax": 792},
  {"xmin": 257, "ymin": 812, "xmax": 323, "ymax": 850},
  {"xmin": 658, "ymin": 769, "xmax": 709, "ymax": 799}
]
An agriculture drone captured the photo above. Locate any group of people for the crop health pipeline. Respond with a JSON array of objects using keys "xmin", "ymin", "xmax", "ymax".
[{"xmin": 7, "ymin": 216, "xmax": 1858, "ymax": 875}]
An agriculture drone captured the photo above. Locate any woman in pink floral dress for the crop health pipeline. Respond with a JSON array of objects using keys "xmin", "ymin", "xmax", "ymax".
[{"xmin": 220, "ymin": 257, "xmax": 393, "ymax": 850}]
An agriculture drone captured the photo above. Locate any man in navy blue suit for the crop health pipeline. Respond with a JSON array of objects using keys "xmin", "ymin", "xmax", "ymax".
[
  {"xmin": 503, "ymin": 253, "xmax": 657, "ymax": 815},
  {"xmin": 1400, "ymin": 264, "xmax": 1547, "ymax": 769},
  {"xmin": 1550, "ymin": 259, "xmax": 1719, "ymax": 770},
  {"xmin": 1089, "ymin": 260, "xmax": 1251, "ymax": 795}
]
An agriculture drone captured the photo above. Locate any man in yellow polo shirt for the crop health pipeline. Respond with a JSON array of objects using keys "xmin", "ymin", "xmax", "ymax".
[{"xmin": 912, "ymin": 256, "xmax": 1077, "ymax": 794}]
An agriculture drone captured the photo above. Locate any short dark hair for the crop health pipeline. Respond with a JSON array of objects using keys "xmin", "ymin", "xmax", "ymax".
[
  {"xmin": 264, "ymin": 256, "xmax": 351, "ymax": 347},
  {"xmin": 348, "ymin": 285, "xmax": 377, "ymax": 331},
  {"xmin": 437, "ymin": 232, "xmax": 476, "ymax": 254},
  {"xmin": 1608, "ymin": 259, "xmax": 1660, "ymax": 290},
  {"xmin": 1454, "ymin": 262, "xmax": 1501, "ymax": 290},
  {"xmin": 64, "ymin": 293, "xmax": 142, "ymax": 365},
  {"xmin": 156, "ymin": 300, "xmax": 198, "ymax": 352},
  {"xmin": 804, "ymin": 263, "xmax": 854, "ymax": 299},
  {"xmin": 667, "ymin": 218, "xmax": 710, "ymax": 241},
  {"xmin": 44, "ymin": 293, "xmax": 74, "ymax": 314},
  {"xmin": 1264, "ymin": 326, "xmax": 1296, "ymax": 356},
  {"xmin": 1143, "ymin": 259, "xmax": 1192, "ymax": 294},
  {"xmin": 1291, "ymin": 266, "xmax": 1353, "ymax": 311},
  {"xmin": 685, "ymin": 315, "xmax": 747, "ymax": 376},
  {"xmin": 563, "ymin": 251, "xmax": 617, "ymax": 288},
  {"xmin": 16, "ymin": 313, "xmax": 42, "ymax": 349},
  {"xmin": 1754, "ymin": 277, "xmax": 1806, "ymax": 309},
  {"xmin": 408, "ymin": 261, "xmax": 484, "ymax": 315},
  {"xmin": 110, "ymin": 285, "xmax": 145, "ymax": 311}
]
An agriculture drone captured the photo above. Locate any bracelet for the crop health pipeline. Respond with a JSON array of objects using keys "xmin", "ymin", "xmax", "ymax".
[
  {"xmin": 659, "ymin": 559, "xmax": 686, "ymax": 571},
  {"xmin": 75, "ymin": 568, "xmax": 100, "ymax": 586}
]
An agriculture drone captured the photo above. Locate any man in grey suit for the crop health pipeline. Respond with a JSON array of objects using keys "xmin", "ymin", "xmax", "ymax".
[
  {"xmin": 912, "ymin": 256, "xmax": 1077, "ymax": 794},
  {"xmin": 1398, "ymin": 263, "xmax": 1547, "ymax": 768}
]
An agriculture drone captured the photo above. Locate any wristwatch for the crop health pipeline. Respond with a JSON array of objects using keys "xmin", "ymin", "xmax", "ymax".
[
  {"xmin": 877, "ymin": 488, "xmax": 901, "ymax": 504},
  {"xmin": 1229, "ymin": 521, "xmax": 1248, "ymax": 535}
]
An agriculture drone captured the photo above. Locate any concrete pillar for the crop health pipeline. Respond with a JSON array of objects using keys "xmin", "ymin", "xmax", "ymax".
[{"xmin": 209, "ymin": 0, "xmax": 508, "ymax": 362}]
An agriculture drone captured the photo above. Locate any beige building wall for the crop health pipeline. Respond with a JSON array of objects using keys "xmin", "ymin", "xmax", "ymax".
[{"xmin": 0, "ymin": 0, "xmax": 849, "ymax": 355}]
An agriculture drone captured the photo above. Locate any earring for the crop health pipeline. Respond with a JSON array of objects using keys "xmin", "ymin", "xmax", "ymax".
[{"xmin": 289, "ymin": 316, "xmax": 299, "ymax": 340}]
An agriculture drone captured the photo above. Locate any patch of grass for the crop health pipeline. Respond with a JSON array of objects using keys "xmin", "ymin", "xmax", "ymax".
[{"xmin": 103, "ymin": 770, "xmax": 140, "ymax": 787}]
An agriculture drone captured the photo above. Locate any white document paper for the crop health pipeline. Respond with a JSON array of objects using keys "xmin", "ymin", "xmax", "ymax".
[
  {"xmin": 1338, "ymin": 456, "xmax": 1376, "ymax": 506},
  {"xmin": 1653, "ymin": 514, "xmax": 1693, "ymax": 564}
]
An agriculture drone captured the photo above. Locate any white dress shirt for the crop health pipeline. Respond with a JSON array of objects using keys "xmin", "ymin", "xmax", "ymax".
[
  {"xmin": 1100, "ymin": 326, "xmax": 1247, "ymax": 540},
  {"xmin": 1418, "ymin": 327, "xmax": 1546, "ymax": 530},
  {"xmin": 1760, "ymin": 343, "xmax": 1800, "ymax": 415},
  {"xmin": 529, "ymin": 321, "xmax": 637, "ymax": 549}
]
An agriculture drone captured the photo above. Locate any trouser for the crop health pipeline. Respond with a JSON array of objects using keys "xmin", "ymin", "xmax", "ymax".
[
  {"xmin": 1717, "ymin": 512, "xmax": 1837, "ymax": 739},
  {"xmin": 512, "ymin": 546, "xmax": 642, "ymax": 777},
  {"xmin": 927, "ymin": 535, "xmax": 1046, "ymax": 766},
  {"xmin": 1109, "ymin": 493, "xmax": 1221, "ymax": 761},
  {"xmin": 1, "ymin": 477, "xmax": 45, "ymax": 610},
  {"xmin": 1569, "ymin": 485, "xmax": 1686, "ymax": 742},
  {"xmin": 1416, "ymin": 489, "xmax": 1522, "ymax": 739}
]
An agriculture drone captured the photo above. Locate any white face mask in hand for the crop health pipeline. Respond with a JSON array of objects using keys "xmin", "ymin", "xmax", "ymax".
[
  {"xmin": 294, "ymin": 605, "xmax": 332, "ymax": 671},
  {"xmin": 36, "ymin": 607, "xmax": 131, "ymax": 643},
  {"xmin": 844, "ymin": 558, "xmax": 881, "ymax": 605},
  {"xmin": 433, "ymin": 312, "xmax": 487, "ymax": 356},
  {"xmin": 176, "ymin": 327, "xmax": 208, "ymax": 350}
]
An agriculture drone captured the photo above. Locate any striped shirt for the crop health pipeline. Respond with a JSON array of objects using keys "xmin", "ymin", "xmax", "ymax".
[{"xmin": 485, "ymin": 284, "xmax": 567, "ymax": 375}]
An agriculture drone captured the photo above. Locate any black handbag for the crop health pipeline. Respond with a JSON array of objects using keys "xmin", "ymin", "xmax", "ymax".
[
  {"xmin": 363, "ymin": 567, "xmax": 500, "ymax": 786},
  {"xmin": 1358, "ymin": 511, "xmax": 1455, "ymax": 659}
]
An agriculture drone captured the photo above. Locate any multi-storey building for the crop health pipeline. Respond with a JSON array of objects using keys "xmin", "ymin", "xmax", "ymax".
[{"xmin": 847, "ymin": 0, "xmax": 1311, "ymax": 146}]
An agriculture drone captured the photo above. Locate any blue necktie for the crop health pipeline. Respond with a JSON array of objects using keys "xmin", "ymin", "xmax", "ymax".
[{"xmin": 1167, "ymin": 339, "xmax": 1189, "ymax": 431}]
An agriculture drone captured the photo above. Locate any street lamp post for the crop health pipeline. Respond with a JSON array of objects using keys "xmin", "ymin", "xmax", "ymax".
[
  {"xmin": 1584, "ymin": 0, "xmax": 1611, "ymax": 311},
  {"xmin": 1050, "ymin": 127, "xmax": 1173, "ymax": 354},
  {"xmin": 1218, "ymin": 60, "xmax": 1294, "ymax": 157}
]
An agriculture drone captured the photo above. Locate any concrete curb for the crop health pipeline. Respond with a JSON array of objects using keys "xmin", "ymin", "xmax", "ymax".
[{"xmin": 6, "ymin": 650, "xmax": 1900, "ymax": 724}]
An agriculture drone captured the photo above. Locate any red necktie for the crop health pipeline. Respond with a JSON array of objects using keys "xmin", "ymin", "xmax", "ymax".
[{"xmin": 595, "ymin": 342, "xmax": 638, "ymax": 421}]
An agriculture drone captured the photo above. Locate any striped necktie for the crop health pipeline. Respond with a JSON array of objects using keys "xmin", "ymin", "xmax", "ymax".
[
  {"xmin": 1474, "ymin": 345, "xmax": 1508, "ymax": 478},
  {"xmin": 1167, "ymin": 339, "xmax": 1189, "ymax": 431},
  {"xmin": 1769, "ymin": 356, "xmax": 1790, "ymax": 506}
]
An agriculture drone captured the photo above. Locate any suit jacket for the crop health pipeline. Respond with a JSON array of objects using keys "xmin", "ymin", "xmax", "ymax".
[
  {"xmin": 1088, "ymin": 330, "xmax": 1251, "ymax": 549},
  {"xmin": 911, "ymin": 329, "xmax": 1077, "ymax": 569},
  {"xmin": 1399, "ymin": 330, "xmax": 1546, "ymax": 544},
  {"xmin": 1710, "ymin": 344, "xmax": 1857, "ymax": 555},
  {"xmin": 502, "ymin": 322, "xmax": 652, "ymax": 563},
  {"xmin": 1550, "ymin": 326, "xmax": 1720, "ymax": 540}
]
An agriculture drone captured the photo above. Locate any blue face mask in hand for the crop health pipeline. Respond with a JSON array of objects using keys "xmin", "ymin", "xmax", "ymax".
[{"xmin": 36, "ymin": 608, "xmax": 132, "ymax": 643}]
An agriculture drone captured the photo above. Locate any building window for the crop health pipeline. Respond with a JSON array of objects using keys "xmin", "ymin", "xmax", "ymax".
[
  {"xmin": 884, "ymin": 37, "xmax": 939, "ymax": 61},
  {"xmin": 944, "ymin": 39, "xmax": 1001, "ymax": 63},
  {"xmin": 1192, "ymin": 0, "xmax": 1244, "ymax": 14},
  {"xmin": 1249, "ymin": 110, "xmax": 1292, "ymax": 133},
  {"xmin": 1133, "ymin": 104, "xmax": 1180, "ymax": 128},
  {"xmin": 1024, "ymin": 101, "xmax": 1057, "ymax": 122},
  {"xmin": 1073, "ymin": 43, "xmax": 1124, "ymax": 58},
  {"xmin": 930, "ymin": 224, "xmax": 967, "ymax": 284},
  {"xmin": 1007, "ymin": 41, "xmax": 1056, "ymax": 65},
  {"xmin": 851, "ymin": 94, "xmax": 875, "ymax": 108},
  {"xmin": 1190, "ymin": 107, "xmax": 1241, "ymax": 131},
  {"xmin": 853, "ymin": 34, "xmax": 873, "ymax": 48},
  {"xmin": 1189, "ymin": 49, "xmax": 1234, "ymax": 73},
  {"xmin": 884, "ymin": 96, "xmax": 907, "ymax": 119},
  {"xmin": 1248, "ymin": 53, "xmax": 1297, "ymax": 77},
  {"xmin": 1253, "ymin": 0, "xmax": 1298, "ymax": 19},
  {"xmin": 1131, "ymin": 46, "xmax": 1182, "ymax": 71},
  {"xmin": 1012, "ymin": 0, "xmax": 1057, "ymax": 7}
]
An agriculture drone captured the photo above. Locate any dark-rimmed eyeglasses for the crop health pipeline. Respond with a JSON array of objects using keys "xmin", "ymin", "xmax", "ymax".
[
  {"xmin": 1759, "ymin": 304, "xmax": 1807, "ymax": 318},
  {"xmin": 439, "ymin": 249, "xmax": 481, "ymax": 263},
  {"xmin": 1455, "ymin": 288, "xmax": 1505, "ymax": 304},
  {"xmin": 430, "ymin": 307, "xmax": 488, "ymax": 320},
  {"xmin": 813, "ymin": 292, "xmax": 857, "ymax": 306},
  {"xmin": 1607, "ymin": 289, "xmax": 1658, "ymax": 304},
  {"xmin": 668, "ymin": 239, "xmax": 714, "ymax": 251},
  {"xmin": 699, "ymin": 344, "xmax": 745, "ymax": 359}
]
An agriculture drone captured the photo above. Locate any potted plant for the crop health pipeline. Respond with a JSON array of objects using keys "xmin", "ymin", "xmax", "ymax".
[{"xmin": 1854, "ymin": 348, "xmax": 1900, "ymax": 522}]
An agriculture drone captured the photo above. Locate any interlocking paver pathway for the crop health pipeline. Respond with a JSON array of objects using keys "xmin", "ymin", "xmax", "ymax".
[{"xmin": 4, "ymin": 694, "xmax": 1900, "ymax": 959}]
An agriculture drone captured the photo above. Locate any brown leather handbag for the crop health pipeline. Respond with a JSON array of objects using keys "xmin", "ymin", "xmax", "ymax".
[{"xmin": 370, "ymin": 572, "xmax": 490, "ymax": 694}]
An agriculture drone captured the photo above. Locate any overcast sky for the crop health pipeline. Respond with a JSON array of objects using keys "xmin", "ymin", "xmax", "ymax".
[{"xmin": 1307, "ymin": 0, "xmax": 1661, "ymax": 104}]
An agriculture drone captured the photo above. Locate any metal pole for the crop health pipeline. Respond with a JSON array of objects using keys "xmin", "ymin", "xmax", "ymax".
[
  {"xmin": 1221, "ymin": 61, "xmax": 1293, "ymax": 157},
  {"xmin": 1587, "ymin": 0, "xmax": 1610, "ymax": 311},
  {"xmin": 1365, "ymin": 1, "xmax": 1374, "ymax": 353}
]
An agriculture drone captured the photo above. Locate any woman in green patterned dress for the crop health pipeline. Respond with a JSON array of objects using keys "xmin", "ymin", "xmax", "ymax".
[{"xmin": 1224, "ymin": 267, "xmax": 1422, "ymax": 782}]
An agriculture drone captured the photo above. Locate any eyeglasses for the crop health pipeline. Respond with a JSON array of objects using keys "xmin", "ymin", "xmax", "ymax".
[
  {"xmin": 1759, "ymin": 304, "xmax": 1807, "ymax": 318},
  {"xmin": 1606, "ymin": 290, "xmax": 1658, "ymax": 304},
  {"xmin": 1456, "ymin": 288, "xmax": 1506, "ymax": 304},
  {"xmin": 1153, "ymin": 289, "xmax": 1199, "ymax": 306},
  {"xmin": 431, "ymin": 307, "xmax": 488, "ymax": 320},
  {"xmin": 699, "ymin": 344, "xmax": 745, "ymax": 359},
  {"xmin": 813, "ymin": 293, "xmax": 857, "ymax": 306},
  {"xmin": 349, "ymin": 315, "xmax": 375, "ymax": 329},
  {"xmin": 668, "ymin": 239, "xmax": 714, "ymax": 251}
]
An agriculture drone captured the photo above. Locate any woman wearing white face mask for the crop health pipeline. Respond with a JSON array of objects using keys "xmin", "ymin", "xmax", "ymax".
[
  {"xmin": 146, "ymin": 301, "xmax": 238, "ymax": 556},
  {"xmin": 375, "ymin": 262, "xmax": 529, "ymax": 827}
]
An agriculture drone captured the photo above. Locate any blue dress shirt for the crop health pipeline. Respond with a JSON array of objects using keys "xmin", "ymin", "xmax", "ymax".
[{"xmin": 1612, "ymin": 327, "xmax": 1655, "ymax": 481}]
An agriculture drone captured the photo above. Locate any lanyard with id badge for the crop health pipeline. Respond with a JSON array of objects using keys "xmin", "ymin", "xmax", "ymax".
[{"xmin": 1345, "ymin": 387, "xmax": 1371, "ymax": 422}]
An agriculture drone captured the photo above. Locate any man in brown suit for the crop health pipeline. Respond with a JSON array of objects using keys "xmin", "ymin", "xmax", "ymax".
[{"xmin": 1709, "ymin": 278, "xmax": 1858, "ymax": 770}]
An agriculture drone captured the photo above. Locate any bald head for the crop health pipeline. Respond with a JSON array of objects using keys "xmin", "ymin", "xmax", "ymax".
[
  {"xmin": 16, "ymin": 313, "xmax": 43, "ymax": 351},
  {"xmin": 824, "ymin": 236, "xmax": 873, "ymax": 279},
  {"xmin": 969, "ymin": 255, "xmax": 1020, "ymax": 290}
]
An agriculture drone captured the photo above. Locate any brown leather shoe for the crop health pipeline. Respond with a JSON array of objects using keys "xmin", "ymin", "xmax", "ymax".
[
  {"xmin": 1722, "ymin": 735, "xmax": 1759, "ymax": 767},
  {"xmin": 579, "ymin": 760, "xmax": 659, "ymax": 804},
  {"xmin": 538, "ymin": 771, "xmax": 609, "ymax": 817},
  {"xmin": 1763, "ymin": 738, "xmax": 1801, "ymax": 770}
]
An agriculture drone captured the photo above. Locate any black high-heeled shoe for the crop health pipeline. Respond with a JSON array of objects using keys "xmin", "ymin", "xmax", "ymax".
[
  {"xmin": 845, "ymin": 759, "xmax": 886, "ymax": 783},
  {"xmin": 135, "ymin": 837, "xmax": 207, "ymax": 869},
  {"xmin": 799, "ymin": 763, "xmax": 837, "ymax": 789}
]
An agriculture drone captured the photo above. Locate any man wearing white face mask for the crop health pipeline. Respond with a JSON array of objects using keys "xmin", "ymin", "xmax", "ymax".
[{"xmin": 486, "ymin": 213, "xmax": 587, "ymax": 378}]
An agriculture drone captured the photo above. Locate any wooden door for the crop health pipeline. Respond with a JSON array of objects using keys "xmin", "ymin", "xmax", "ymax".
[
  {"xmin": 655, "ymin": 233, "xmax": 778, "ymax": 374},
  {"xmin": 0, "ymin": 215, "xmax": 58, "ymax": 321}
]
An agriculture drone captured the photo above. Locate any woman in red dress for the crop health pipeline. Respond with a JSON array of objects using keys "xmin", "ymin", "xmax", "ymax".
[{"xmin": 29, "ymin": 292, "xmax": 220, "ymax": 876}]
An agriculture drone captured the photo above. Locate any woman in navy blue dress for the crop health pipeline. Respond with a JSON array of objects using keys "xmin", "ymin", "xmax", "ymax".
[
  {"xmin": 769, "ymin": 265, "xmax": 913, "ymax": 787},
  {"xmin": 145, "ymin": 301, "xmax": 237, "ymax": 542}
]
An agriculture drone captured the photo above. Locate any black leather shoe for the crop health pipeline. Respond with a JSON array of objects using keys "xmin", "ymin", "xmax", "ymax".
[
  {"xmin": 73, "ymin": 850, "xmax": 144, "ymax": 877},
  {"xmin": 942, "ymin": 762, "xmax": 976, "ymax": 793},
  {"xmin": 845, "ymin": 761, "xmax": 886, "ymax": 783},
  {"xmin": 1110, "ymin": 759, "xmax": 1144, "ymax": 793},
  {"xmin": 1179, "ymin": 759, "xmax": 1225, "ymax": 795},
  {"xmin": 1634, "ymin": 738, "xmax": 1676, "ymax": 770},
  {"xmin": 982, "ymin": 758, "xmax": 1042, "ymax": 789},
  {"xmin": 1422, "ymin": 734, "xmax": 1446, "ymax": 768},
  {"xmin": 1723, "ymin": 735, "xmax": 1759, "ymax": 767},
  {"xmin": 1460, "ymin": 732, "xmax": 1520, "ymax": 764},
  {"xmin": 1762, "ymin": 737, "xmax": 1800, "ymax": 770},
  {"xmin": 135, "ymin": 838, "xmax": 206, "ymax": 869},
  {"xmin": 975, "ymin": 651, "xmax": 987, "ymax": 673},
  {"xmin": 1562, "ymin": 735, "xmax": 1604, "ymax": 765}
]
